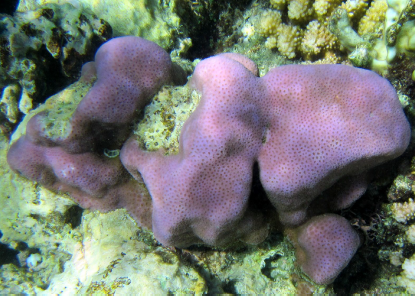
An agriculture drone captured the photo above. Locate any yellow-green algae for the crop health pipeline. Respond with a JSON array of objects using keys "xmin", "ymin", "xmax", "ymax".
[
  {"xmin": 10, "ymin": 70, "xmax": 96, "ymax": 143},
  {"xmin": 16, "ymin": 0, "xmax": 182, "ymax": 49},
  {"xmin": 134, "ymin": 85, "xmax": 201, "ymax": 154},
  {"xmin": 0, "ymin": 132, "xmax": 76, "ymax": 293}
]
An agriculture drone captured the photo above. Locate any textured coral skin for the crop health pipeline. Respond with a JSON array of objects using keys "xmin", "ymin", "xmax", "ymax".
[
  {"xmin": 7, "ymin": 37, "xmax": 411, "ymax": 285},
  {"xmin": 289, "ymin": 214, "xmax": 361, "ymax": 285},
  {"xmin": 121, "ymin": 53, "xmax": 270, "ymax": 247},
  {"xmin": 258, "ymin": 62, "xmax": 410, "ymax": 225},
  {"xmin": 121, "ymin": 53, "xmax": 410, "ymax": 249},
  {"xmin": 7, "ymin": 36, "xmax": 187, "ymax": 228}
]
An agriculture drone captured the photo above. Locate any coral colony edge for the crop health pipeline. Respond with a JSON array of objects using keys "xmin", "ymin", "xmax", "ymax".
[{"xmin": 6, "ymin": 35, "xmax": 411, "ymax": 287}]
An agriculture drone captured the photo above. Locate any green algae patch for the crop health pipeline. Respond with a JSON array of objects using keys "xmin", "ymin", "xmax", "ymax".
[{"xmin": 134, "ymin": 84, "xmax": 201, "ymax": 155}]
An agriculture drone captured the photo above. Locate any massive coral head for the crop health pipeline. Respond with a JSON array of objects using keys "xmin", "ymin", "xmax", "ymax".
[
  {"xmin": 258, "ymin": 63, "xmax": 411, "ymax": 226},
  {"xmin": 122, "ymin": 53, "xmax": 410, "ymax": 248},
  {"xmin": 121, "ymin": 52, "xmax": 410, "ymax": 284},
  {"xmin": 7, "ymin": 36, "xmax": 187, "ymax": 229},
  {"xmin": 120, "ymin": 54, "xmax": 270, "ymax": 247},
  {"xmin": 7, "ymin": 36, "xmax": 411, "ymax": 286}
]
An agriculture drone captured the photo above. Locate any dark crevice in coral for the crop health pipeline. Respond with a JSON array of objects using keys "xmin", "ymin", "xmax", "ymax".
[
  {"xmin": 0, "ymin": 241, "xmax": 19, "ymax": 267},
  {"xmin": 222, "ymin": 279, "xmax": 237, "ymax": 294},
  {"xmin": 403, "ymin": 244, "xmax": 415, "ymax": 260},
  {"xmin": 64, "ymin": 205, "xmax": 84, "ymax": 229},
  {"xmin": 333, "ymin": 251, "xmax": 378, "ymax": 295},
  {"xmin": 0, "ymin": 0, "xmax": 19, "ymax": 15},
  {"xmin": 169, "ymin": 162, "xmax": 284, "ymax": 294},
  {"xmin": 387, "ymin": 55, "xmax": 415, "ymax": 100},
  {"xmin": 14, "ymin": 242, "xmax": 41, "ymax": 257},
  {"xmin": 1, "ymin": 5, "xmax": 113, "ymax": 122},
  {"xmin": 154, "ymin": 250, "xmax": 176, "ymax": 265},
  {"xmin": 175, "ymin": 0, "xmax": 252, "ymax": 60},
  {"xmin": 33, "ymin": 45, "xmax": 76, "ymax": 105},
  {"xmin": 250, "ymin": 162, "xmax": 281, "ymax": 232},
  {"xmin": 136, "ymin": 229, "xmax": 160, "ymax": 247},
  {"xmin": 333, "ymin": 153, "xmax": 413, "ymax": 293},
  {"xmin": 261, "ymin": 253, "xmax": 282, "ymax": 280},
  {"xmin": 173, "ymin": 247, "xmax": 225, "ymax": 294},
  {"xmin": 15, "ymin": 45, "xmax": 72, "ymax": 108},
  {"xmin": 14, "ymin": 241, "xmax": 28, "ymax": 251}
]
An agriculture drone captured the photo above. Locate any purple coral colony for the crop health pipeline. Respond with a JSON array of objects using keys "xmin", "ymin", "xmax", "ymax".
[{"xmin": 7, "ymin": 36, "xmax": 411, "ymax": 285}]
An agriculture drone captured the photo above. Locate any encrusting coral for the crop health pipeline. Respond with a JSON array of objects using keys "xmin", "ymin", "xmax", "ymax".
[
  {"xmin": 16, "ymin": 0, "xmax": 182, "ymax": 50},
  {"xmin": 256, "ymin": 0, "xmax": 346, "ymax": 60},
  {"xmin": 256, "ymin": 0, "xmax": 415, "ymax": 75},
  {"xmin": 392, "ymin": 198, "xmax": 415, "ymax": 223},
  {"xmin": 6, "ymin": 36, "xmax": 411, "ymax": 285}
]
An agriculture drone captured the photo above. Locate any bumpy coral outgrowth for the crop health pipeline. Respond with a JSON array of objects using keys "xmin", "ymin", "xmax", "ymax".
[
  {"xmin": 330, "ymin": 0, "xmax": 415, "ymax": 74},
  {"xmin": 289, "ymin": 214, "xmax": 360, "ymax": 284},
  {"xmin": 270, "ymin": 0, "xmax": 287, "ymax": 9},
  {"xmin": 392, "ymin": 198, "xmax": 415, "ymax": 223},
  {"xmin": 340, "ymin": 0, "xmax": 369, "ymax": 20},
  {"xmin": 256, "ymin": 0, "xmax": 398, "ymax": 65},
  {"xmin": 288, "ymin": 0, "xmax": 313, "ymax": 22},
  {"xmin": 258, "ymin": 10, "xmax": 282, "ymax": 37},
  {"xmin": 7, "ymin": 36, "xmax": 186, "ymax": 228},
  {"xmin": 406, "ymin": 224, "xmax": 415, "ymax": 244},
  {"xmin": 301, "ymin": 20, "xmax": 337, "ymax": 59},
  {"xmin": 357, "ymin": 0, "xmax": 387, "ymax": 35},
  {"xmin": 257, "ymin": 0, "xmax": 340, "ymax": 60},
  {"xmin": 314, "ymin": 0, "xmax": 342, "ymax": 21},
  {"xmin": 399, "ymin": 254, "xmax": 415, "ymax": 293}
]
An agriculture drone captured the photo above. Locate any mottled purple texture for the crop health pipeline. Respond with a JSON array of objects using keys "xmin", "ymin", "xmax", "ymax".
[
  {"xmin": 7, "ymin": 38, "xmax": 411, "ymax": 285},
  {"xmin": 7, "ymin": 36, "xmax": 186, "ymax": 228},
  {"xmin": 120, "ymin": 53, "xmax": 410, "ymax": 283},
  {"xmin": 289, "ymin": 214, "xmax": 361, "ymax": 285},
  {"xmin": 121, "ymin": 54, "xmax": 410, "ymax": 247}
]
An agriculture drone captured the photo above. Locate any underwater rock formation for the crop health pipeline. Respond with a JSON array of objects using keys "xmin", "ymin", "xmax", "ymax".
[
  {"xmin": 17, "ymin": 0, "xmax": 182, "ymax": 50},
  {"xmin": 0, "ymin": 3, "xmax": 112, "ymax": 129},
  {"xmin": 7, "ymin": 36, "xmax": 411, "ymax": 285}
]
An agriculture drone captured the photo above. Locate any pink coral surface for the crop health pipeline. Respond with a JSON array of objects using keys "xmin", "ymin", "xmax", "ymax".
[
  {"xmin": 7, "ymin": 36, "xmax": 186, "ymax": 228},
  {"xmin": 7, "ymin": 37, "xmax": 411, "ymax": 285},
  {"xmin": 121, "ymin": 54, "xmax": 410, "ymax": 247},
  {"xmin": 290, "ymin": 214, "xmax": 361, "ymax": 285}
]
